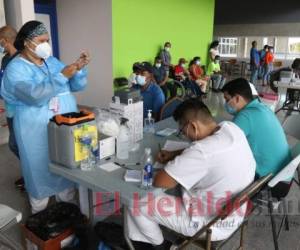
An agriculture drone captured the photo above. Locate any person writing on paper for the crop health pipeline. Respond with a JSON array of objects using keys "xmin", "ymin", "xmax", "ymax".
[
  {"xmin": 0, "ymin": 20, "xmax": 90, "ymax": 213},
  {"xmin": 125, "ymin": 98, "xmax": 256, "ymax": 249},
  {"xmin": 222, "ymin": 78, "xmax": 291, "ymax": 177}
]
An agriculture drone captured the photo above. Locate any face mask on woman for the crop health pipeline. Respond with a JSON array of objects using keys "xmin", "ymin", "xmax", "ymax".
[
  {"xmin": 155, "ymin": 63, "xmax": 161, "ymax": 68},
  {"xmin": 29, "ymin": 40, "xmax": 52, "ymax": 59},
  {"xmin": 196, "ymin": 60, "xmax": 201, "ymax": 65},
  {"xmin": 136, "ymin": 75, "xmax": 146, "ymax": 86}
]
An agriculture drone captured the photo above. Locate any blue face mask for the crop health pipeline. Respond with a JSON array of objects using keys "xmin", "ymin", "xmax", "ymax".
[
  {"xmin": 0, "ymin": 46, "xmax": 5, "ymax": 54},
  {"xmin": 136, "ymin": 75, "xmax": 146, "ymax": 86},
  {"xmin": 224, "ymin": 102, "xmax": 237, "ymax": 115}
]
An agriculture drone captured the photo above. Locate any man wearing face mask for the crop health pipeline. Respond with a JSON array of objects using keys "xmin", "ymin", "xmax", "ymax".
[
  {"xmin": 207, "ymin": 55, "xmax": 226, "ymax": 91},
  {"xmin": 152, "ymin": 56, "xmax": 176, "ymax": 99},
  {"xmin": 1, "ymin": 21, "xmax": 90, "ymax": 213},
  {"xmin": 159, "ymin": 42, "xmax": 173, "ymax": 75},
  {"xmin": 0, "ymin": 25, "xmax": 26, "ymax": 190},
  {"xmin": 133, "ymin": 62, "xmax": 165, "ymax": 121},
  {"xmin": 125, "ymin": 98, "xmax": 255, "ymax": 249},
  {"xmin": 222, "ymin": 78, "xmax": 291, "ymax": 178}
]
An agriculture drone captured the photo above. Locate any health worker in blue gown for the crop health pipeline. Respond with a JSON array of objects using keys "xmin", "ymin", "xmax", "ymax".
[{"xmin": 0, "ymin": 20, "xmax": 91, "ymax": 213}]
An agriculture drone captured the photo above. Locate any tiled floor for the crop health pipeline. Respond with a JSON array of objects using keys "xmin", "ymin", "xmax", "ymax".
[{"xmin": 1, "ymin": 87, "xmax": 300, "ymax": 249}]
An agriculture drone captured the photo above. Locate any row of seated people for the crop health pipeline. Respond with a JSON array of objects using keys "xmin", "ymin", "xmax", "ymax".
[{"xmin": 127, "ymin": 56, "xmax": 226, "ymax": 111}]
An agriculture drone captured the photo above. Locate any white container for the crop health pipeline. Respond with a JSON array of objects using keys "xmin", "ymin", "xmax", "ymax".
[{"xmin": 116, "ymin": 118, "xmax": 130, "ymax": 159}]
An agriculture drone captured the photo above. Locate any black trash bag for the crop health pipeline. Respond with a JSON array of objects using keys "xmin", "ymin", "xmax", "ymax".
[
  {"xmin": 94, "ymin": 222, "xmax": 129, "ymax": 250},
  {"xmin": 25, "ymin": 202, "xmax": 86, "ymax": 241}
]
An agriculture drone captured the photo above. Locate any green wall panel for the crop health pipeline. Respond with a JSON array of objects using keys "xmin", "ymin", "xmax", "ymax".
[{"xmin": 112, "ymin": 0, "xmax": 215, "ymax": 78}]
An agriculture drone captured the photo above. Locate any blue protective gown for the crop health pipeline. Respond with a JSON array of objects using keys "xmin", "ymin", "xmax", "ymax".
[{"xmin": 1, "ymin": 55, "xmax": 87, "ymax": 199}]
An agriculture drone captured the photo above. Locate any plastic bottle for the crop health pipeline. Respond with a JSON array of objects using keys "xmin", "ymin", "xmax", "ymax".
[
  {"xmin": 116, "ymin": 117, "xmax": 130, "ymax": 159},
  {"xmin": 80, "ymin": 124, "xmax": 93, "ymax": 171},
  {"xmin": 144, "ymin": 110, "xmax": 155, "ymax": 133},
  {"xmin": 141, "ymin": 148, "xmax": 153, "ymax": 188}
]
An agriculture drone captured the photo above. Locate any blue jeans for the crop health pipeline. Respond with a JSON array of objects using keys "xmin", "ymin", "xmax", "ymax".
[
  {"xmin": 250, "ymin": 67, "xmax": 258, "ymax": 84},
  {"xmin": 6, "ymin": 117, "xmax": 19, "ymax": 159},
  {"xmin": 211, "ymin": 74, "xmax": 226, "ymax": 90},
  {"xmin": 263, "ymin": 64, "xmax": 273, "ymax": 83}
]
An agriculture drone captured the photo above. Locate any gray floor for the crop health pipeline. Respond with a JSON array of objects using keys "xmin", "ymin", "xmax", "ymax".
[{"xmin": 1, "ymin": 89, "xmax": 300, "ymax": 249}]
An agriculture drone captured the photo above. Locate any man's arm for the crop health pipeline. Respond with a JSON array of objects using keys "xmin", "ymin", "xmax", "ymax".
[{"xmin": 154, "ymin": 170, "xmax": 178, "ymax": 189}]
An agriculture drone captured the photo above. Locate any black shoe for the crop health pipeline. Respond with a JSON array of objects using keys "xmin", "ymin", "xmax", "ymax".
[
  {"xmin": 131, "ymin": 241, "xmax": 154, "ymax": 250},
  {"xmin": 131, "ymin": 240, "xmax": 172, "ymax": 250},
  {"xmin": 14, "ymin": 177, "xmax": 25, "ymax": 189}
]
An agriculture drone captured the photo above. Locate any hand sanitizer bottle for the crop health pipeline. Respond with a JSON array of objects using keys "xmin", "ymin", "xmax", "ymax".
[{"xmin": 144, "ymin": 110, "xmax": 155, "ymax": 133}]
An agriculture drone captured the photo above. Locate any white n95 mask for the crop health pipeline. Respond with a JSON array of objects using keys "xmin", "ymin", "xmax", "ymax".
[{"xmin": 30, "ymin": 40, "xmax": 52, "ymax": 59}]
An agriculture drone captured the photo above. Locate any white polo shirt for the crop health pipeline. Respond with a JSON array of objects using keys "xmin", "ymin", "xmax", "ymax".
[{"xmin": 165, "ymin": 121, "xmax": 256, "ymax": 241}]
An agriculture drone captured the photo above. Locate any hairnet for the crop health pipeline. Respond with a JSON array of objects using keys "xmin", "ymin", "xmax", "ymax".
[{"xmin": 14, "ymin": 21, "xmax": 48, "ymax": 51}]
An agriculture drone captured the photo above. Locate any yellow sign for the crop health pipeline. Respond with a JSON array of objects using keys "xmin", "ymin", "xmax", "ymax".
[{"xmin": 73, "ymin": 125, "xmax": 98, "ymax": 162}]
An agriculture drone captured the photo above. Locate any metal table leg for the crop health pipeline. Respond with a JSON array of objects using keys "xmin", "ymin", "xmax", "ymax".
[{"xmin": 88, "ymin": 188, "xmax": 94, "ymax": 223}]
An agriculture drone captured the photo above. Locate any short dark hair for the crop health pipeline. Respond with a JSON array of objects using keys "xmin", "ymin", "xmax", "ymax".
[
  {"xmin": 252, "ymin": 41, "xmax": 257, "ymax": 46},
  {"xmin": 292, "ymin": 58, "xmax": 300, "ymax": 70},
  {"xmin": 173, "ymin": 98, "xmax": 214, "ymax": 125},
  {"xmin": 164, "ymin": 42, "xmax": 171, "ymax": 47},
  {"xmin": 132, "ymin": 62, "xmax": 141, "ymax": 72},
  {"xmin": 263, "ymin": 45, "xmax": 268, "ymax": 49},
  {"xmin": 222, "ymin": 78, "xmax": 254, "ymax": 101}
]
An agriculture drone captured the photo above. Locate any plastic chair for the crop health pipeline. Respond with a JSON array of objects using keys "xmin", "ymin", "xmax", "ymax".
[
  {"xmin": 159, "ymin": 97, "xmax": 183, "ymax": 121},
  {"xmin": 172, "ymin": 174, "xmax": 272, "ymax": 250},
  {"xmin": 0, "ymin": 204, "xmax": 22, "ymax": 249},
  {"xmin": 264, "ymin": 154, "xmax": 300, "ymax": 250}
]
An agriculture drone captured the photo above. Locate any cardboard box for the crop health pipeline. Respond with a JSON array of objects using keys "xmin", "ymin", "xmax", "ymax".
[{"xmin": 99, "ymin": 133, "xmax": 115, "ymax": 159}]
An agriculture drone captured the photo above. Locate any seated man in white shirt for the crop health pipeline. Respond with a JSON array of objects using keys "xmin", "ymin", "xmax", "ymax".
[{"xmin": 125, "ymin": 98, "xmax": 256, "ymax": 250}]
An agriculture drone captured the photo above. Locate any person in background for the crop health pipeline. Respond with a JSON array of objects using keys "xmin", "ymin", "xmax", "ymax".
[
  {"xmin": 222, "ymin": 78, "xmax": 291, "ymax": 178},
  {"xmin": 152, "ymin": 56, "xmax": 176, "ymax": 100},
  {"xmin": 250, "ymin": 41, "xmax": 260, "ymax": 84},
  {"xmin": 269, "ymin": 58, "xmax": 300, "ymax": 105},
  {"xmin": 209, "ymin": 40, "xmax": 220, "ymax": 61},
  {"xmin": 1, "ymin": 21, "xmax": 90, "ymax": 213},
  {"xmin": 174, "ymin": 58, "xmax": 202, "ymax": 96},
  {"xmin": 0, "ymin": 26, "xmax": 25, "ymax": 190},
  {"xmin": 128, "ymin": 62, "xmax": 141, "ymax": 88},
  {"xmin": 258, "ymin": 45, "xmax": 268, "ymax": 79},
  {"xmin": 207, "ymin": 55, "xmax": 226, "ymax": 91},
  {"xmin": 174, "ymin": 58, "xmax": 189, "ymax": 81},
  {"xmin": 263, "ymin": 46, "xmax": 274, "ymax": 86},
  {"xmin": 159, "ymin": 42, "xmax": 173, "ymax": 75},
  {"xmin": 133, "ymin": 62, "xmax": 165, "ymax": 120},
  {"xmin": 189, "ymin": 56, "xmax": 208, "ymax": 93},
  {"xmin": 125, "ymin": 98, "xmax": 256, "ymax": 249}
]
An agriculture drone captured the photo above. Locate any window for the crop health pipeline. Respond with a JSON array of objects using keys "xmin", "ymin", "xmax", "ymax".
[
  {"xmin": 287, "ymin": 37, "xmax": 300, "ymax": 60},
  {"xmin": 219, "ymin": 37, "xmax": 238, "ymax": 57},
  {"xmin": 216, "ymin": 36, "xmax": 300, "ymax": 61}
]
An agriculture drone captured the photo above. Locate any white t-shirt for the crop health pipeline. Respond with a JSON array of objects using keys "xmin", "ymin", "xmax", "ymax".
[{"xmin": 165, "ymin": 121, "xmax": 256, "ymax": 241}]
